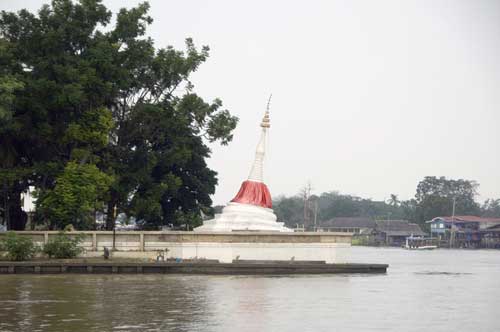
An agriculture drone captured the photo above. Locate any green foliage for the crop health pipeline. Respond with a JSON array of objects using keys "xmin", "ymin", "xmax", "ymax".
[
  {"xmin": 482, "ymin": 199, "xmax": 500, "ymax": 218},
  {"xmin": 274, "ymin": 177, "xmax": 485, "ymax": 229},
  {"xmin": 387, "ymin": 194, "xmax": 399, "ymax": 207},
  {"xmin": 0, "ymin": 75, "xmax": 23, "ymax": 123},
  {"xmin": 0, "ymin": 0, "xmax": 237, "ymax": 230},
  {"xmin": 99, "ymin": 14, "xmax": 238, "ymax": 229},
  {"xmin": 0, "ymin": 232, "xmax": 37, "ymax": 261},
  {"xmin": 274, "ymin": 191, "xmax": 408, "ymax": 229},
  {"xmin": 63, "ymin": 107, "xmax": 113, "ymax": 149},
  {"xmin": 415, "ymin": 176, "xmax": 480, "ymax": 224},
  {"xmin": 0, "ymin": 38, "xmax": 24, "ymax": 124},
  {"xmin": 0, "ymin": 0, "xmax": 115, "ymax": 229},
  {"xmin": 42, "ymin": 232, "xmax": 83, "ymax": 259},
  {"xmin": 272, "ymin": 195, "xmax": 305, "ymax": 228},
  {"xmin": 37, "ymin": 162, "xmax": 113, "ymax": 229}
]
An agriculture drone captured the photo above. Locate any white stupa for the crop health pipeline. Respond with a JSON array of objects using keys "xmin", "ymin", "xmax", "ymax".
[{"xmin": 195, "ymin": 100, "xmax": 290, "ymax": 232}]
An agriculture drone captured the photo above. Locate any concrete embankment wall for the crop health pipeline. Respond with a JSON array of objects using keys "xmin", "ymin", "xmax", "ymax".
[
  {"xmin": 0, "ymin": 261, "xmax": 387, "ymax": 275},
  {"xmin": 0, "ymin": 231, "xmax": 353, "ymax": 263}
]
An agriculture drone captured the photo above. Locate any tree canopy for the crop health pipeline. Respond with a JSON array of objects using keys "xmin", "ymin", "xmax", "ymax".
[
  {"xmin": 0, "ymin": 0, "xmax": 238, "ymax": 230},
  {"xmin": 414, "ymin": 176, "xmax": 480, "ymax": 224}
]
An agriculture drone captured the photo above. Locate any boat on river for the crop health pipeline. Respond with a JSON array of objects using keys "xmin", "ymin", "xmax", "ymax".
[{"xmin": 404, "ymin": 236, "xmax": 438, "ymax": 250}]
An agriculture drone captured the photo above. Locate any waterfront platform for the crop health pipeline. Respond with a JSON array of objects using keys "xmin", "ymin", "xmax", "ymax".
[
  {"xmin": 0, "ymin": 260, "xmax": 388, "ymax": 275},
  {"xmin": 0, "ymin": 231, "xmax": 353, "ymax": 263}
]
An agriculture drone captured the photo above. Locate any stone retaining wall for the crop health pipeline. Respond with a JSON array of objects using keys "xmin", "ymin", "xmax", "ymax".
[
  {"xmin": 0, "ymin": 261, "xmax": 387, "ymax": 275},
  {"xmin": 0, "ymin": 231, "xmax": 352, "ymax": 251},
  {"xmin": 0, "ymin": 231, "xmax": 352, "ymax": 263}
]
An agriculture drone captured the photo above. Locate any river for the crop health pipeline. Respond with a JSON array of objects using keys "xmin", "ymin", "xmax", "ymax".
[{"xmin": 1, "ymin": 247, "xmax": 499, "ymax": 332}]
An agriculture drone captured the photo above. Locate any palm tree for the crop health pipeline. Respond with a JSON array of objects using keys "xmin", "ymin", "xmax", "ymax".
[{"xmin": 387, "ymin": 194, "xmax": 399, "ymax": 207}]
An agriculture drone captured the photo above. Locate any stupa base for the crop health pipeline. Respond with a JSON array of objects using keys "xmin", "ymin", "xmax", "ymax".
[
  {"xmin": 195, "ymin": 202, "xmax": 291, "ymax": 232},
  {"xmin": 164, "ymin": 240, "xmax": 350, "ymax": 263}
]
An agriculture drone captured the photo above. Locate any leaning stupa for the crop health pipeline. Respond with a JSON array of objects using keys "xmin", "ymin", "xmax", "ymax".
[{"xmin": 195, "ymin": 102, "xmax": 290, "ymax": 232}]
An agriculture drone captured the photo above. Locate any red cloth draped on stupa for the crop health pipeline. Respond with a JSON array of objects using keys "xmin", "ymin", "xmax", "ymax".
[
  {"xmin": 231, "ymin": 180, "xmax": 272, "ymax": 208},
  {"xmin": 230, "ymin": 106, "xmax": 273, "ymax": 209}
]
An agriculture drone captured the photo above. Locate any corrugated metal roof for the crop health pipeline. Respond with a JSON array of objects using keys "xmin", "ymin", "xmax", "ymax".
[
  {"xmin": 383, "ymin": 230, "xmax": 426, "ymax": 237},
  {"xmin": 429, "ymin": 216, "xmax": 500, "ymax": 224},
  {"xmin": 375, "ymin": 220, "xmax": 426, "ymax": 236}
]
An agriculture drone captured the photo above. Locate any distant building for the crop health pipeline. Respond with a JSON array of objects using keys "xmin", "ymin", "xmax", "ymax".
[
  {"xmin": 374, "ymin": 220, "xmax": 426, "ymax": 246},
  {"xmin": 318, "ymin": 217, "xmax": 376, "ymax": 234},
  {"xmin": 426, "ymin": 216, "xmax": 500, "ymax": 248},
  {"xmin": 482, "ymin": 223, "xmax": 500, "ymax": 248},
  {"xmin": 318, "ymin": 218, "xmax": 426, "ymax": 246},
  {"xmin": 427, "ymin": 216, "xmax": 500, "ymax": 233}
]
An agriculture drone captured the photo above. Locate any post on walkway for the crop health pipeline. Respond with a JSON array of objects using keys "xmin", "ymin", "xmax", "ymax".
[
  {"xmin": 139, "ymin": 233, "xmax": 145, "ymax": 251},
  {"xmin": 112, "ymin": 228, "xmax": 116, "ymax": 251}
]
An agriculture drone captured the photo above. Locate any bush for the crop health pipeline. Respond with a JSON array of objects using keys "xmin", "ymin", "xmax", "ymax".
[
  {"xmin": 0, "ymin": 232, "xmax": 38, "ymax": 261},
  {"xmin": 43, "ymin": 232, "xmax": 84, "ymax": 259}
]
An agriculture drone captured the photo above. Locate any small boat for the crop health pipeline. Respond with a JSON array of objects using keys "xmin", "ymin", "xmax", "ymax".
[
  {"xmin": 412, "ymin": 245, "xmax": 438, "ymax": 250},
  {"xmin": 404, "ymin": 235, "xmax": 438, "ymax": 250}
]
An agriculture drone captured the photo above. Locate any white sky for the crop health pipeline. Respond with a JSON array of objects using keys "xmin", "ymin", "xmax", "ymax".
[{"xmin": 3, "ymin": 0, "xmax": 500, "ymax": 204}]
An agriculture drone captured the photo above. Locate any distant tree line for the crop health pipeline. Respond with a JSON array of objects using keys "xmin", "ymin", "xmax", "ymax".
[
  {"xmin": 273, "ymin": 176, "xmax": 500, "ymax": 229},
  {"xmin": 0, "ymin": 1, "xmax": 238, "ymax": 230}
]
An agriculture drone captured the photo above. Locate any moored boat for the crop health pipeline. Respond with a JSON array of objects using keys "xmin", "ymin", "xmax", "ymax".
[{"xmin": 404, "ymin": 235, "xmax": 438, "ymax": 250}]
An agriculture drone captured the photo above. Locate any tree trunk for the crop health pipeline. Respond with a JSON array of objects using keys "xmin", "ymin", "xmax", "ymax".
[
  {"xmin": 2, "ymin": 183, "xmax": 9, "ymax": 229},
  {"xmin": 106, "ymin": 194, "xmax": 117, "ymax": 230},
  {"xmin": 8, "ymin": 189, "xmax": 27, "ymax": 230}
]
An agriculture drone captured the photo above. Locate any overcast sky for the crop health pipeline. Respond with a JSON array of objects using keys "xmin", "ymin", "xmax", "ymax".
[{"xmin": 3, "ymin": 0, "xmax": 500, "ymax": 205}]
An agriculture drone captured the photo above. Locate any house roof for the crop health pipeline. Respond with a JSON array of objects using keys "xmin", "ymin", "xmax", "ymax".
[
  {"xmin": 383, "ymin": 230, "xmax": 425, "ymax": 237},
  {"xmin": 427, "ymin": 216, "xmax": 500, "ymax": 224},
  {"xmin": 481, "ymin": 225, "xmax": 500, "ymax": 234},
  {"xmin": 321, "ymin": 217, "xmax": 376, "ymax": 229},
  {"xmin": 375, "ymin": 220, "xmax": 426, "ymax": 236},
  {"xmin": 490, "ymin": 224, "xmax": 500, "ymax": 229}
]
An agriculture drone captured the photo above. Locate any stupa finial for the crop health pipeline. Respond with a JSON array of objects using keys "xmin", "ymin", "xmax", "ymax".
[{"xmin": 261, "ymin": 94, "xmax": 271, "ymax": 128}]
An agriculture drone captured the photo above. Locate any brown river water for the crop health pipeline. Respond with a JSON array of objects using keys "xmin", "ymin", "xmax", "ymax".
[{"xmin": 1, "ymin": 247, "xmax": 499, "ymax": 332}]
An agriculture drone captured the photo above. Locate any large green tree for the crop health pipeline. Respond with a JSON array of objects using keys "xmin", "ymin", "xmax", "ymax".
[
  {"xmin": 98, "ymin": 3, "xmax": 237, "ymax": 229},
  {"xmin": 0, "ymin": 0, "xmax": 237, "ymax": 230},
  {"xmin": 414, "ymin": 176, "xmax": 480, "ymax": 224},
  {"xmin": 0, "ymin": 0, "xmax": 116, "ymax": 229},
  {"xmin": 0, "ymin": 37, "xmax": 26, "ymax": 229},
  {"xmin": 481, "ymin": 199, "xmax": 500, "ymax": 218},
  {"xmin": 113, "ymin": 96, "xmax": 235, "ymax": 229}
]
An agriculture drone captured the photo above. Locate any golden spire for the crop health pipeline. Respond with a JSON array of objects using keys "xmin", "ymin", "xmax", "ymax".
[{"xmin": 261, "ymin": 94, "xmax": 272, "ymax": 128}]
